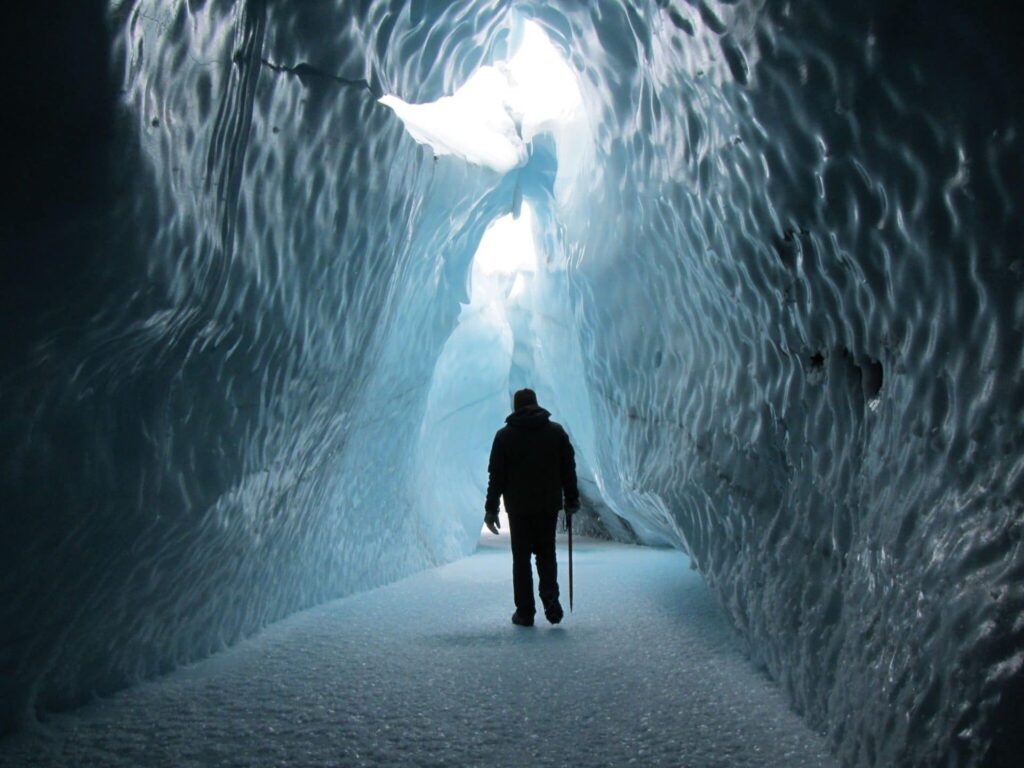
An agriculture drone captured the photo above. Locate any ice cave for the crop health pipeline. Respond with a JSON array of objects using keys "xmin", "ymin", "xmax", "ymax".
[{"xmin": 1, "ymin": 1, "xmax": 1022, "ymax": 766}]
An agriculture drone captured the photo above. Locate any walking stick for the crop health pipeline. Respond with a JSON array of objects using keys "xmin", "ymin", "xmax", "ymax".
[{"xmin": 567, "ymin": 510, "xmax": 574, "ymax": 612}]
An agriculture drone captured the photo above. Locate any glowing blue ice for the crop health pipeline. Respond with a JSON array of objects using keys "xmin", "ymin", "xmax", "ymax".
[{"xmin": 2, "ymin": 3, "xmax": 1022, "ymax": 766}]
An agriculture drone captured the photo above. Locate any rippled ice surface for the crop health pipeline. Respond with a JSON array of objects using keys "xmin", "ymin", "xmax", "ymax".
[{"xmin": 2, "ymin": 1, "xmax": 1022, "ymax": 766}]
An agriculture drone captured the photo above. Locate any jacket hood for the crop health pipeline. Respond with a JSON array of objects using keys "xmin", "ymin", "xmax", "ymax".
[{"xmin": 505, "ymin": 405, "xmax": 551, "ymax": 430}]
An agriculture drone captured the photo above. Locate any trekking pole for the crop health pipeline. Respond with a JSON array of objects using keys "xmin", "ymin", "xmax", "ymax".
[{"xmin": 568, "ymin": 510, "xmax": 574, "ymax": 612}]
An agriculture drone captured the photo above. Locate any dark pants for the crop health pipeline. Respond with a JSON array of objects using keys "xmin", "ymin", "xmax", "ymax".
[{"xmin": 507, "ymin": 511, "xmax": 559, "ymax": 616}]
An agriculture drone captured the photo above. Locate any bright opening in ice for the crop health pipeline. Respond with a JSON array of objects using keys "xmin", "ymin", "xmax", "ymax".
[
  {"xmin": 472, "ymin": 204, "xmax": 538, "ymax": 277},
  {"xmin": 378, "ymin": 20, "xmax": 586, "ymax": 177},
  {"xmin": 503, "ymin": 21, "xmax": 584, "ymax": 143}
]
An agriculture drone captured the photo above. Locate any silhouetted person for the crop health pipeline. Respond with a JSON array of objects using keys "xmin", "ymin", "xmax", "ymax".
[{"xmin": 484, "ymin": 388, "xmax": 580, "ymax": 626}]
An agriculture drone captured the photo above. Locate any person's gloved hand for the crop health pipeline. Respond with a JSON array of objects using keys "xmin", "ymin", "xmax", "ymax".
[
  {"xmin": 484, "ymin": 511, "xmax": 501, "ymax": 535},
  {"xmin": 564, "ymin": 502, "xmax": 580, "ymax": 518}
]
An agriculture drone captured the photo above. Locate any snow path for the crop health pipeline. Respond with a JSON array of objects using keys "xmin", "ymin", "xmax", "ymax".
[{"xmin": 1, "ymin": 534, "xmax": 837, "ymax": 767}]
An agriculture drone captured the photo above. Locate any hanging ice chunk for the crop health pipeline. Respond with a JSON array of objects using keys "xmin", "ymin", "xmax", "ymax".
[
  {"xmin": 379, "ymin": 20, "xmax": 590, "ymax": 191},
  {"xmin": 378, "ymin": 67, "xmax": 527, "ymax": 173}
]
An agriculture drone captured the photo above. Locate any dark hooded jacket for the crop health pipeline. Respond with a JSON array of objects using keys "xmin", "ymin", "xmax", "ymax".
[{"xmin": 485, "ymin": 405, "xmax": 579, "ymax": 516}]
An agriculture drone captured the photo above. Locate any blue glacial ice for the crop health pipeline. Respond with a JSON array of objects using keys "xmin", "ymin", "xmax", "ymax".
[
  {"xmin": 1, "ymin": 2, "xmax": 1022, "ymax": 766},
  {"xmin": 0, "ymin": 537, "xmax": 839, "ymax": 767}
]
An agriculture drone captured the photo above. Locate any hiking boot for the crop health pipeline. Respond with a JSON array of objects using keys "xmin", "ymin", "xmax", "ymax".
[
  {"xmin": 544, "ymin": 600, "xmax": 564, "ymax": 625},
  {"xmin": 511, "ymin": 610, "xmax": 534, "ymax": 627}
]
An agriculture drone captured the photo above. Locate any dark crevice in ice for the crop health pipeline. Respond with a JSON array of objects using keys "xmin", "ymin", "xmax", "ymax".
[
  {"xmin": 203, "ymin": 0, "xmax": 267, "ymax": 253},
  {"xmin": 259, "ymin": 58, "xmax": 381, "ymax": 99}
]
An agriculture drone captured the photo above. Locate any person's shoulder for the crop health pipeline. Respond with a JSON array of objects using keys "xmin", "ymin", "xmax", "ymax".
[
  {"xmin": 490, "ymin": 426, "xmax": 509, "ymax": 453},
  {"xmin": 547, "ymin": 420, "xmax": 568, "ymax": 436}
]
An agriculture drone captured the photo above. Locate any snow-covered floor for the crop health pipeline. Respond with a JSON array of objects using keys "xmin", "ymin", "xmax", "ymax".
[{"xmin": 1, "ymin": 533, "xmax": 837, "ymax": 767}]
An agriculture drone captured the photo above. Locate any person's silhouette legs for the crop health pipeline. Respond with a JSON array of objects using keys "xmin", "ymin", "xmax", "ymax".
[
  {"xmin": 509, "ymin": 512, "xmax": 561, "ymax": 624},
  {"xmin": 509, "ymin": 513, "xmax": 536, "ymax": 622},
  {"xmin": 534, "ymin": 512, "xmax": 561, "ymax": 622}
]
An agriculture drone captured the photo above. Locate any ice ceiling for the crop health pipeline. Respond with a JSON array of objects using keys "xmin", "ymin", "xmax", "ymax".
[{"xmin": 2, "ymin": 1, "xmax": 1022, "ymax": 766}]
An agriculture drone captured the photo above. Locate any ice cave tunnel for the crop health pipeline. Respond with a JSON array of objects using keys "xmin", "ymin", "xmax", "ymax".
[{"xmin": 1, "ymin": 1, "xmax": 1022, "ymax": 766}]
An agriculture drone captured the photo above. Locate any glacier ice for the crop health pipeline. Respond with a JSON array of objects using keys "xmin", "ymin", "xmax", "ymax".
[
  {"xmin": 379, "ymin": 19, "xmax": 586, "ymax": 178},
  {"xmin": 379, "ymin": 67, "xmax": 528, "ymax": 174},
  {"xmin": 2, "ymin": 1, "xmax": 1023, "ymax": 766},
  {"xmin": 0, "ymin": 539, "xmax": 840, "ymax": 767}
]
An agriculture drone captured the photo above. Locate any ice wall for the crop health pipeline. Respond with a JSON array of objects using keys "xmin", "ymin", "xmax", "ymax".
[
  {"xmin": 2, "ymin": 2, "xmax": 1022, "ymax": 766},
  {"xmin": 553, "ymin": 6, "xmax": 1024, "ymax": 767},
  {"xmin": 1, "ymin": 0, "xmax": 517, "ymax": 732}
]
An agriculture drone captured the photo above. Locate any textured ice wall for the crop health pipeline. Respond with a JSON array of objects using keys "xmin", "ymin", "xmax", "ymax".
[
  {"xmin": 1, "ymin": 0, "xmax": 516, "ymax": 732},
  {"xmin": 2, "ymin": 1, "xmax": 1022, "ymax": 765},
  {"xmin": 533, "ymin": 3, "xmax": 1024, "ymax": 766}
]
